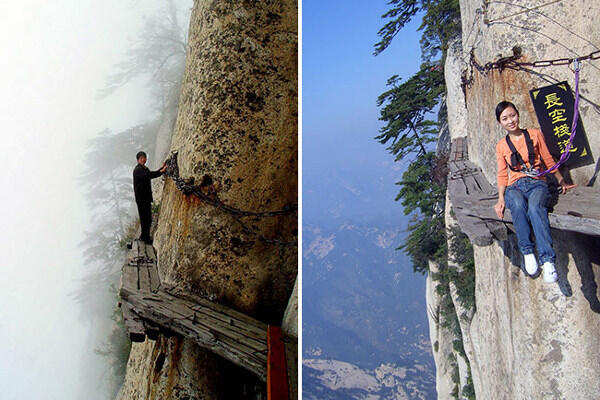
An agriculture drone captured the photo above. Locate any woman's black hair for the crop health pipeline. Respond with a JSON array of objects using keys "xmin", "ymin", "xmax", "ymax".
[
  {"xmin": 136, "ymin": 151, "xmax": 147, "ymax": 160},
  {"xmin": 495, "ymin": 101, "xmax": 518, "ymax": 122}
]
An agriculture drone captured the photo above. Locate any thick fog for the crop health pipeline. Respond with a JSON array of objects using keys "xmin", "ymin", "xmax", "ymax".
[{"xmin": 0, "ymin": 1, "xmax": 190, "ymax": 399}]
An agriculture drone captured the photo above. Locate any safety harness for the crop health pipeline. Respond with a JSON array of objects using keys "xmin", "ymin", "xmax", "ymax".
[{"xmin": 505, "ymin": 129, "xmax": 539, "ymax": 177}]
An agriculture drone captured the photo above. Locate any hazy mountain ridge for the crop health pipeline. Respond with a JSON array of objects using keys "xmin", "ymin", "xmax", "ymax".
[{"xmin": 303, "ymin": 220, "xmax": 435, "ymax": 398}]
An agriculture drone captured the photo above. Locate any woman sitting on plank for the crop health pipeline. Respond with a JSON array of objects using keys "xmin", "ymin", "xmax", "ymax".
[{"xmin": 493, "ymin": 101, "xmax": 575, "ymax": 282}]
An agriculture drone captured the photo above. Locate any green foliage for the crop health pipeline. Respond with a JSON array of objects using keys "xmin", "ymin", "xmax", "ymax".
[
  {"xmin": 374, "ymin": 0, "xmax": 461, "ymax": 61},
  {"xmin": 396, "ymin": 152, "xmax": 447, "ymax": 273},
  {"xmin": 376, "ymin": 63, "xmax": 445, "ymax": 162},
  {"xmin": 400, "ymin": 214, "xmax": 446, "ymax": 274},
  {"xmin": 375, "ymin": 1, "xmax": 460, "ymax": 275},
  {"xmin": 374, "ymin": 0, "xmax": 419, "ymax": 56},
  {"xmin": 462, "ymin": 371, "xmax": 476, "ymax": 400},
  {"xmin": 374, "ymin": 4, "xmax": 472, "ymax": 394},
  {"xmin": 448, "ymin": 224, "xmax": 476, "ymax": 313},
  {"xmin": 396, "ymin": 152, "xmax": 446, "ymax": 215},
  {"xmin": 450, "ymin": 362, "xmax": 460, "ymax": 399},
  {"xmin": 419, "ymin": 0, "xmax": 462, "ymax": 62}
]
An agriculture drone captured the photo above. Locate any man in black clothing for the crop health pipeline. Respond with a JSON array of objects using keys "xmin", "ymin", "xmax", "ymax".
[{"xmin": 133, "ymin": 151, "xmax": 167, "ymax": 244}]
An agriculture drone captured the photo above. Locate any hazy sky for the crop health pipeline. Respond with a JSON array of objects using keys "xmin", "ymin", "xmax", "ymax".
[
  {"xmin": 0, "ymin": 2, "xmax": 186, "ymax": 398},
  {"xmin": 302, "ymin": 0, "xmax": 422, "ymax": 222}
]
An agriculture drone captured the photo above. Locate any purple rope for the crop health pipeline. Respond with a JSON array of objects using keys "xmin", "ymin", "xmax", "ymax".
[{"xmin": 537, "ymin": 59, "xmax": 581, "ymax": 177}]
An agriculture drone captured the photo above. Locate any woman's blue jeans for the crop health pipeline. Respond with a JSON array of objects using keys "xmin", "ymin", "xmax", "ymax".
[{"xmin": 504, "ymin": 177, "xmax": 555, "ymax": 264}]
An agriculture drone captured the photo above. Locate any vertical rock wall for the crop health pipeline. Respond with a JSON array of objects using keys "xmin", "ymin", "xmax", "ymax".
[
  {"xmin": 426, "ymin": 261, "xmax": 460, "ymax": 399},
  {"xmin": 155, "ymin": 0, "xmax": 298, "ymax": 320},
  {"xmin": 118, "ymin": 0, "xmax": 297, "ymax": 398},
  {"xmin": 431, "ymin": 1, "xmax": 600, "ymax": 399}
]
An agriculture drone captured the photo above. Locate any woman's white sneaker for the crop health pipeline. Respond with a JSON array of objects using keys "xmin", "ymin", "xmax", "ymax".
[
  {"xmin": 542, "ymin": 262, "xmax": 558, "ymax": 283},
  {"xmin": 524, "ymin": 253, "xmax": 538, "ymax": 275}
]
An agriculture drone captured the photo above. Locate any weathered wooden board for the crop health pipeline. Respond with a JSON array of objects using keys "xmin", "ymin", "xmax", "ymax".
[
  {"xmin": 121, "ymin": 266, "xmax": 139, "ymax": 292},
  {"xmin": 151, "ymin": 290, "xmax": 267, "ymax": 353},
  {"xmin": 452, "ymin": 185, "xmax": 600, "ymax": 239},
  {"xmin": 138, "ymin": 264, "xmax": 151, "ymax": 292},
  {"xmin": 121, "ymin": 303, "xmax": 146, "ymax": 343},
  {"xmin": 120, "ymin": 287, "xmax": 267, "ymax": 380},
  {"xmin": 143, "ymin": 243, "xmax": 155, "ymax": 259},
  {"xmin": 147, "ymin": 263, "xmax": 161, "ymax": 293},
  {"xmin": 163, "ymin": 285, "xmax": 268, "ymax": 335},
  {"xmin": 450, "ymin": 136, "xmax": 468, "ymax": 161}
]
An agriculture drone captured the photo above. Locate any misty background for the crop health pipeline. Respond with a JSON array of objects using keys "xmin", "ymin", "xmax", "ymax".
[{"xmin": 0, "ymin": 2, "xmax": 191, "ymax": 399}]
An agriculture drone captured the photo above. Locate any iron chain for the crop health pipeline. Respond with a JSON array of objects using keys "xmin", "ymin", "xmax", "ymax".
[
  {"xmin": 463, "ymin": 48, "xmax": 600, "ymax": 89},
  {"xmin": 163, "ymin": 152, "xmax": 297, "ymax": 247}
]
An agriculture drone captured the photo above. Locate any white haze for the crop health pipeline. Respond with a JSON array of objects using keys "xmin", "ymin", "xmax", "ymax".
[{"xmin": 0, "ymin": 1, "xmax": 185, "ymax": 399}]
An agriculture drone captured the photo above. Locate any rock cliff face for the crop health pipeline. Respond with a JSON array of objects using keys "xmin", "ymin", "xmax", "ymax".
[
  {"xmin": 117, "ymin": 0, "xmax": 297, "ymax": 398},
  {"xmin": 428, "ymin": 1, "xmax": 600, "ymax": 399}
]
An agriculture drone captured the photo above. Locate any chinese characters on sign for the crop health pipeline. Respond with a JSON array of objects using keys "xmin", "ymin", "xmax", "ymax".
[{"xmin": 530, "ymin": 81, "xmax": 593, "ymax": 169}]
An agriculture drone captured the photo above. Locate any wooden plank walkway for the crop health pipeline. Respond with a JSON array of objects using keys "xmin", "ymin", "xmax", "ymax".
[
  {"xmin": 448, "ymin": 137, "xmax": 600, "ymax": 246},
  {"xmin": 118, "ymin": 240, "xmax": 296, "ymax": 390}
]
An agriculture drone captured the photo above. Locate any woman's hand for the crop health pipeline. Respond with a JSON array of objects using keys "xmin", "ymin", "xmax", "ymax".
[
  {"xmin": 559, "ymin": 183, "xmax": 576, "ymax": 194},
  {"xmin": 494, "ymin": 199, "xmax": 505, "ymax": 219}
]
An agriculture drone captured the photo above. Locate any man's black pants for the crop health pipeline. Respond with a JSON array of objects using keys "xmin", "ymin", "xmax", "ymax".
[{"xmin": 136, "ymin": 201, "xmax": 152, "ymax": 242}]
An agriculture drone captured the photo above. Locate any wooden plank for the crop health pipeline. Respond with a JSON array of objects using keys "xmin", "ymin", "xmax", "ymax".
[
  {"xmin": 548, "ymin": 214, "xmax": 600, "ymax": 236},
  {"xmin": 551, "ymin": 187, "xmax": 600, "ymax": 220},
  {"xmin": 212, "ymin": 330, "xmax": 268, "ymax": 364},
  {"xmin": 452, "ymin": 208, "xmax": 494, "ymax": 246},
  {"xmin": 120, "ymin": 266, "xmax": 139, "ymax": 292},
  {"xmin": 121, "ymin": 303, "xmax": 146, "ymax": 342},
  {"xmin": 450, "ymin": 137, "xmax": 468, "ymax": 161},
  {"xmin": 131, "ymin": 240, "xmax": 141, "ymax": 258},
  {"xmin": 138, "ymin": 264, "xmax": 151, "ymax": 293},
  {"xmin": 153, "ymin": 291, "xmax": 267, "ymax": 352},
  {"xmin": 163, "ymin": 287, "xmax": 268, "ymax": 333},
  {"xmin": 267, "ymin": 326, "xmax": 289, "ymax": 400},
  {"xmin": 124, "ymin": 292, "xmax": 218, "ymax": 344},
  {"xmin": 117, "ymin": 236, "xmax": 285, "ymax": 381},
  {"xmin": 190, "ymin": 305, "xmax": 267, "ymax": 343},
  {"xmin": 143, "ymin": 243, "xmax": 155, "ymax": 259},
  {"xmin": 158, "ymin": 290, "xmax": 268, "ymax": 345},
  {"xmin": 484, "ymin": 220, "xmax": 508, "ymax": 241},
  {"xmin": 460, "ymin": 201, "xmax": 600, "ymax": 237},
  {"xmin": 125, "ymin": 290, "xmax": 266, "ymax": 370},
  {"xmin": 147, "ymin": 263, "xmax": 161, "ymax": 293},
  {"xmin": 454, "ymin": 161, "xmax": 483, "ymax": 195},
  {"xmin": 121, "ymin": 289, "xmax": 267, "ymax": 380},
  {"xmin": 188, "ymin": 311, "xmax": 267, "ymax": 353}
]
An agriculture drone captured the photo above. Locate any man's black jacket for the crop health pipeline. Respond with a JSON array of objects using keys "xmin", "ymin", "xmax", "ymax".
[{"xmin": 133, "ymin": 164, "xmax": 163, "ymax": 204}]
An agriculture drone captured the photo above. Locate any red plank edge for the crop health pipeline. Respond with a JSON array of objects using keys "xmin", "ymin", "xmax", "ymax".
[{"xmin": 267, "ymin": 325, "xmax": 289, "ymax": 400}]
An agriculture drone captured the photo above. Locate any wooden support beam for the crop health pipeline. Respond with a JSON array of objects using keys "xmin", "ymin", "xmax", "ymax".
[
  {"xmin": 267, "ymin": 326, "xmax": 289, "ymax": 400},
  {"xmin": 121, "ymin": 303, "xmax": 146, "ymax": 343}
]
